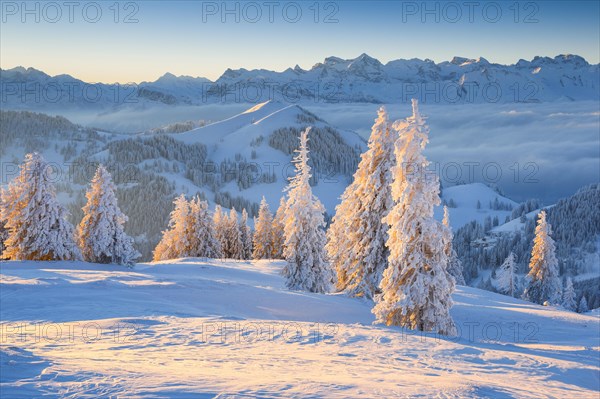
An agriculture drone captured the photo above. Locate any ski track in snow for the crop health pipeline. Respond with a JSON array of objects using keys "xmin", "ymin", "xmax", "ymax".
[{"xmin": 0, "ymin": 259, "xmax": 598, "ymax": 398}]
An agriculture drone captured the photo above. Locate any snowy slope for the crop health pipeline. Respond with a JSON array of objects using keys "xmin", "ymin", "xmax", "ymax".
[
  {"xmin": 436, "ymin": 183, "xmax": 519, "ymax": 229},
  {"xmin": 175, "ymin": 100, "xmax": 289, "ymax": 147},
  {"xmin": 491, "ymin": 206, "xmax": 553, "ymax": 233},
  {"xmin": 173, "ymin": 100, "xmax": 366, "ymax": 213},
  {"xmin": 176, "ymin": 100, "xmax": 364, "ymax": 158},
  {"xmin": 1, "ymin": 259, "xmax": 598, "ymax": 398}
]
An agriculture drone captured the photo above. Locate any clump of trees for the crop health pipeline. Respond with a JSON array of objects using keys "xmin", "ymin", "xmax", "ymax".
[{"xmin": 1, "ymin": 153, "xmax": 137, "ymax": 266}]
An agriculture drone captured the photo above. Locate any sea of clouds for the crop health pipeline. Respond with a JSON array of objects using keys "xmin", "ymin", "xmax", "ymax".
[{"xmin": 23, "ymin": 100, "xmax": 600, "ymax": 204}]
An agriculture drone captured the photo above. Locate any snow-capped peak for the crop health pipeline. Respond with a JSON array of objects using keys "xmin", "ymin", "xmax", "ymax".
[
  {"xmin": 2, "ymin": 54, "xmax": 598, "ymax": 107},
  {"xmin": 157, "ymin": 72, "xmax": 178, "ymax": 81},
  {"xmin": 450, "ymin": 56, "xmax": 471, "ymax": 65}
]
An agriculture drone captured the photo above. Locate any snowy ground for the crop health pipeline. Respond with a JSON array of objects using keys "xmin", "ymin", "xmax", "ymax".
[{"xmin": 1, "ymin": 259, "xmax": 598, "ymax": 398}]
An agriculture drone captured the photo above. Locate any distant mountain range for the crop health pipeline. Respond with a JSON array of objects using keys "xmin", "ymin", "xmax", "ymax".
[{"xmin": 2, "ymin": 54, "xmax": 598, "ymax": 109}]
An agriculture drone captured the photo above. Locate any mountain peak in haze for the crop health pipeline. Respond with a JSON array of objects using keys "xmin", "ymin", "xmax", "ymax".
[
  {"xmin": 355, "ymin": 53, "xmax": 380, "ymax": 63},
  {"xmin": 449, "ymin": 56, "xmax": 490, "ymax": 66},
  {"xmin": 158, "ymin": 72, "xmax": 177, "ymax": 80},
  {"xmin": 2, "ymin": 53, "xmax": 597, "ymax": 107}
]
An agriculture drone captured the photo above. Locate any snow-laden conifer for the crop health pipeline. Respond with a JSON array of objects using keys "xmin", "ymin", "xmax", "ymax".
[
  {"xmin": 496, "ymin": 252, "xmax": 518, "ymax": 297},
  {"xmin": 153, "ymin": 194, "xmax": 190, "ymax": 261},
  {"xmin": 272, "ymin": 196, "xmax": 287, "ymax": 259},
  {"xmin": 239, "ymin": 208, "xmax": 252, "ymax": 260},
  {"xmin": 523, "ymin": 210, "xmax": 561, "ymax": 305},
  {"xmin": 442, "ymin": 206, "xmax": 465, "ymax": 286},
  {"xmin": 326, "ymin": 107, "xmax": 395, "ymax": 298},
  {"xmin": 578, "ymin": 296, "xmax": 588, "ymax": 313},
  {"xmin": 282, "ymin": 128, "xmax": 332, "ymax": 293},
  {"xmin": 0, "ymin": 219, "xmax": 8, "ymax": 259},
  {"xmin": 252, "ymin": 197, "xmax": 275, "ymax": 259},
  {"xmin": 213, "ymin": 205, "xmax": 228, "ymax": 258},
  {"xmin": 372, "ymin": 100, "xmax": 456, "ymax": 335},
  {"xmin": 226, "ymin": 208, "xmax": 243, "ymax": 259},
  {"xmin": 561, "ymin": 277, "xmax": 576, "ymax": 311},
  {"xmin": 188, "ymin": 196, "xmax": 221, "ymax": 258},
  {"xmin": 78, "ymin": 165, "xmax": 140, "ymax": 266},
  {"xmin": 1, "ymin": 153, "xmax": 80, "ymax": 261}
]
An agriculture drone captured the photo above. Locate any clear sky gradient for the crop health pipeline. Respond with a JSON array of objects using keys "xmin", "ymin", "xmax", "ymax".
[{"xmin": 1, "ymin": 0, "xmax": 599, "ymax": 83}]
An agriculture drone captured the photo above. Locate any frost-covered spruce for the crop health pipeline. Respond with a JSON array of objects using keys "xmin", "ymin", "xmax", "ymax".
[
  {"xmin": 153, "ymin": 194, "xmax": 191, "ymax": 261},
  {"xmin": 213, "ymin": 205, "xmax": 228, "ymax": 258},
  {"xmin": 522, "ymin": 211, "xmax": 561, "ymax": 305},
  {"xmin": 239, "ymin": 208, "xmax": 253, "ymax": 260},
  {"xmin": 578, "ymin": 296, "xmax": 588, "ymax": 313},
  {"xmin": 252, "ymin": 197, "xmax": 275, "ymax": 259},
  {"xmin": 372, "ymin": 100, "xmax": 456, "ymax": 335},
  {"xmin": 226, "ymin": 208, "xmax": 243, "ymax": 260},
  {"xmin": 496, "ymin": 252, "xmax": 518, "ymax": 297},
  {"xmin": 326, "ymin": 107, "xmax": 395, "ymax": 299},
  {"xmin": 0, "ymin": 153, "xmax": 81, "ymax": 261},
  {"xmin": 442, "ymin": 206, "xmax": 466, "ymax": 286},
  {"xmin": 188, "ymin": 196, "xmax": 221, "ymax": 258},
  {"xmin": 0, "ymin": 219, "xmax": 8, "ymax": 259},
  {"xmin": 78, "ymin": 165, "xmax": 140, "ymax": 266},
  {"xmin": 282, "ymin": 128, "xmax": 333, "ymax": 293},
  {"xmin": 562, "ymin": 277, "xmax": 577, "ymax": 311},
  {"xmin": 272, "ymin": 196, "xmax": 287, "ymax": 259}
]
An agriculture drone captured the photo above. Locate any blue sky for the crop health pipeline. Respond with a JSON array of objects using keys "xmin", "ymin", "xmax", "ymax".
[{"xmin": 1, "ymin": 0, "xmax": 599, "ymax": 83}]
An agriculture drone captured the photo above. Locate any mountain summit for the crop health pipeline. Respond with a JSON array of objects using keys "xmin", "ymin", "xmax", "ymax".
[{"xmin": 1, "ymin": 54, "xmax": 598, "ymax": 108}]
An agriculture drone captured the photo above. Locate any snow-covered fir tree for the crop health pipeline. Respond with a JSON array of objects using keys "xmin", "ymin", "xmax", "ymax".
[
  {"xmin": 154, "ymin": 194, "xmax": 223, "ymax": 260},
  {"xmin": 225, "ymin": 208, "xmax": 243, "ymax": 259},
  {"xmin": 188, "ymin": 196, "xmax": 221, "ymax": 258},
  {"xmin": 213, "ymin": 205, "xmax": 228, "ymax": 258},
  {"xmin": 522, "ymin": 210, "xmax": 562, "ymax": 305},
  {"xmin": 372, "ymin": 100, "xmax": 456, "ymax": 335},
  {"xmin": 252, "ymin": 197, "xmax": 275, "ymax": 259},
  {"xmin": 561, "ymin": 277, "xmax": 577, "ymax": 311},
  {"xmin": 282, "ymin": 128, "xmax": 333, "ymax": 293},
  {"xmin": 442, "ymin": 206, "xmax": 465, "ymax": 286},
  {"xmin": 0, "ymin": 218, "xmax": 8, "ymax": 259},
  {"xmin": 326, "ymin": 107, "xmax": 396, "ymax": 299},
  {"xmin": 153, "ymin": 194, "xmax": 191, "ymax": 261},
  {"xmin": 239, "ymin": 208, "xmax": 252, "ymax": 260},
  {"xmin": 0, "ymin": 153, "xmax": 80, "ymax": 261},
  {"xmin": 453, "ymin": 184, "xmax": 600, "ymax": 299},
  {"xmin": 78, "ymin": 165, "xmax": 140, "ymax": 266},
  {"xmin": 578, "ymin": 296, "xmax": 588, "ymax": 313},
  {"xmin": 496, "ymin": 252, "xmax": 518, "ymax": 297},
  {"xmin": 272, "ymin": 196, "xmax": 287, "ymax": 259}
]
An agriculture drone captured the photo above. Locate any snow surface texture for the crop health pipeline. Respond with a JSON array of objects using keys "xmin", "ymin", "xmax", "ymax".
[{"xmin": 1, "ymin": 260, "xmax": 598, "ymax": 398}]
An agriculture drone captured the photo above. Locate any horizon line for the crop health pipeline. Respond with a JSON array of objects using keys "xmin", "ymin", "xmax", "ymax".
[{"xmin": 1, "ymin": 52, "xmax": 594, "ymax": 85}]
